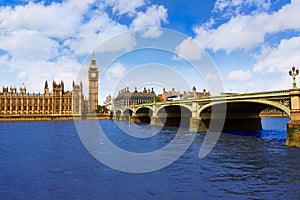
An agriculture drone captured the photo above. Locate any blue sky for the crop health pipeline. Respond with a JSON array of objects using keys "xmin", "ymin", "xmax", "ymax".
[{"xmin": 0, "ymin": 0, "xmax": 299, "ymax": 104}]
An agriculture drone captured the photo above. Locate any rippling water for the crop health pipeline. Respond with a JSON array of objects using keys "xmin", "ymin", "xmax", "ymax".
[{"xmin": 0, "ymin": 117, "xmax": 300, "ymax": 199}]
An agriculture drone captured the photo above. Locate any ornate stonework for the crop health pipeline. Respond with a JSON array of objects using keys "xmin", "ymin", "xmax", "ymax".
[{"xmin": 0, "ymin": 56, "xmax": 98, "ymax": 119}]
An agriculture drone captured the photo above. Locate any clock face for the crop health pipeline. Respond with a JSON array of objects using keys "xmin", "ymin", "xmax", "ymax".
[{"xmin": 91, "ymin": 73, "xmax": 96, "ymax": 78}]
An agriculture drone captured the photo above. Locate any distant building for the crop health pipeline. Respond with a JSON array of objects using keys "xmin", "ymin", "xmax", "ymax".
[
  {"xmin": 161, "ymin": 88, "xmax": 180, "ymax": 101},
  {"xmin": 0, "ymin": 55, "xmax": 99, "ymax": 118},
  {"xmin": 114, "ymin": 87, "xmax": 157, "ymax": 109},
  {"xmin": 0, "ymin": 81, "xmax": 82, "ymax": 117},
  {"xmin": 181, "ymin": 88, "xmax": 210, "ymax": 99},
  {"xmin": 160, "ymin": 87, "xmax": 210, "ymax": 101}
]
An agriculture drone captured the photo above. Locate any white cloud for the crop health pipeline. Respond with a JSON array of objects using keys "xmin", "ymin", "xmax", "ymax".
[
  {"xmin": 0, "ymin": 0, "xmax": 98, "ymax": 61},
  {"xmin": 0, "ymin": 0, "xmax": 169, "ymax": 97},
  {"xmin": 131, "ymin": 5, "xmax": 168, "ymax": 38},
  {"xmin": 105, "ymin": 62, "xmax": 126, "ymax": 80},
  {"xmin": 95, "ymin": 31, "xmax": 136, "ymax": 53},
  {"xmin": 205, "ymin": 73, "xmax": 223, "ymax": 82},
  {"xmin": 0, "ymin": 56, "xmax": 82, "ymax": 92},
  {"xmin": 65, "ymin": 0, "xmax": 95, "ymax": 14},
  {"xmin": 253, "ymin": 37, "xmax": 300, "ymax": 73},
  {"xmin": 228, "ymin": 70, "xmax": 252, "ymax": 81},
  {"xmin": 64, "ymin": 13, "xmax": 132, "ymax": 55},
  {"xmin": 137, "ymin": 27, "xmax": 164, "ymax": 39},
  {"xmin": 270, "ymin": 75, "xmax": 292, "ymax": 91},
  {"xmin": 195, "ymin": 15, "xmax": 263, "ymax": 52},
  {"xmin": 0, "ymin": 55, "xmax": 10, "ymax": 71},
  {"xmin": 194, "ymin": 0, "xmax": 300, "ymax": 52},
  {"xmin": 0, "ymin": 1, "xmax": 91, "ymax": 39},
  {"xmin": 105, "ymin": 0, "xmax": 145, "ymax": 16},
  {"xmin": 174, "ymin": 37, "xmax": 204, "ymax": 61},
  {"xmin": 0, "ymin": 1, "xmax": 168, "ymax": 59},
  {"xmin": 0, "ymin": 29, "xmax": 59, "ymax": 60},
  {"xmin": 213, "ymin": 0, "xmax": 271, "ymax": 15}
]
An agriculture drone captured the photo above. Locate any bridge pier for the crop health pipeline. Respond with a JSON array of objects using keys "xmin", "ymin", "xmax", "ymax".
[
  {"xmin": 150, "ymin": 103, "xmax": 164, "ymax": 126},
  {"xmin": 130, "ymin": 112, "xmax": 140, "ymax": 123},
  {"xmin": 189, "ymin": 100, "xmax": 207, "ymax": 132},
  {"xmin": 287, "ymin": 89, "xmax": 300, "ymax": 147},
  {"xmin": 287, "ymin": 121, "xmax": 300, "ymax": 147},
  {"xmin": 189, "ymin": 118, "xmax": 207, "ymax": 132},
  {"xmin": 119, "ymin": 114, "xmax": 125, "ymax": 121},
  {"xmin": 150, "ymin": 116, "xmax": 165, "ymax": 126}
]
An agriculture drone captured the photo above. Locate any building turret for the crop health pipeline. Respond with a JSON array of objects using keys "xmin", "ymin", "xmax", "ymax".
[
  {"xmin": 2, "ymin": 87, "xmax": 8, "ymax": 94},
  {"xmin": 72, "ymin": 81, "xmax": 84, "ymax": 115},
  {"xmin": 10, "ymin": 87, "xmax": 17, "ymax": 94},
  {"xmin": 44, "ymin": 80, "xmax": 49, "ymax": 94},
  {"xmin": 61, "ymin": 80, "xmax": 64, "ymax": 91},
  {"xmin": 20, "ymin": 84, "xmax": 26, "ymax": 94}
]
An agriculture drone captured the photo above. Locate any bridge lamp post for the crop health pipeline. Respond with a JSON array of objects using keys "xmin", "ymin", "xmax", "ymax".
[{"xmin": 289, "ymin": 66, "xmax": 299, "ymax": 89}]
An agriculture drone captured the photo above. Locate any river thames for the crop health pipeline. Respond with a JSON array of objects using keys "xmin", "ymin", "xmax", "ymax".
[{"xmin": 0, "ymin": 117, "xmax": 300, "ymax": 199}]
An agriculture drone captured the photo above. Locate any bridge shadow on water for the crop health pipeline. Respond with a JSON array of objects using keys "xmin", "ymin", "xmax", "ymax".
[
  {"xmin": 130, "ymin": 116, "xmax": 289, "ymax": 144},
  {"xmin": 148, "ymin": 116, "xmax": 288, "ymax": 144},
  {"xmin": 222, "ymin": 117, "xmax": 290, "ymax": 143},
  {"xmin": 130, "ymin": 105, "xmax": 192, "ymax": 129},
  {"xmin": 117, "ymin": 105, "xmax": 290, "ymax": 144}
]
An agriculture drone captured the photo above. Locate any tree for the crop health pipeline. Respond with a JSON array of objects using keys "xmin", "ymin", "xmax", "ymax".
[
  {"xmin": 151, "ymin": 96, "xmax": 162, "ymax": 103},
  {"xmin": 95, "ymin": 105, "xmax": 108, "ymax": 113},
  {"xmin": 103, "ymin": 94, "xmax": 113, "ymax": 110}
]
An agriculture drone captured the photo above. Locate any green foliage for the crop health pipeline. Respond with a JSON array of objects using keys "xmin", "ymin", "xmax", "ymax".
[
  {"xmin": 151, "ymin": 97, "xmax": 162, "ymax": 103},
  {"xmin": 95, "ymin": 105, "xmax": 109, "ymax": 113}
]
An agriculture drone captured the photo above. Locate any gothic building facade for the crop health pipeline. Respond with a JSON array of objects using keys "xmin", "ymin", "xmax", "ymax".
[
  {"xmin": 114, "ymin": 87, "xmax": 157, "ymax": 109},
  {"xmin": 0, "ymin": 56, "xmax": 98, "ymax": 118}
]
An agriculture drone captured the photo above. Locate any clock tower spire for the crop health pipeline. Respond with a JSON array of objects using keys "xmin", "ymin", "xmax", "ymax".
[{"xmin": 88, "ymin": 51, "xmax": 99, "ymax": 112}]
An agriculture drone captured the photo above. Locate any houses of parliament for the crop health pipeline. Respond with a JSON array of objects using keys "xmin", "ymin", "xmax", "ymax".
[{"xmin": 0, "ymin": 56, "xmax": 99, "ymax": 119}]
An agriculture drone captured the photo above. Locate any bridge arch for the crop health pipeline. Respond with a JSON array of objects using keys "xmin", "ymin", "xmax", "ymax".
[
  {"xmin": 135, "ymin": 107, "xmax": 153, "ymax": 124},
  {"xmin": 122, "ymin": 108, "xmax": 135, "ymax": 115},
  {"xmin": 198, "ymin": 99, "xmax": 290, "ymax": 117},
  {"xmin": 136, "ymin": 105, "xmax": 153, "ymax": 111},
  {"xmin": 122, "ymin": 108, "xmax": 134, "ymax": 121},
  {"xmin": 115, "ymin": 110, "xmax": 122, "ymax": 120},
  {"xmin": 135, "ymin": 106, "xmax": 153, "ymax": 114},
  {"xmin": 198, "ymin": 99, "xmax": 290, "ymax": 132},
  {"xmin": 156, "ymin": 104, "xmax": 192, "ymax": 127},
  {"xmin": 156, "ymin": 104, "xmax": 192, "ymax": 116}
]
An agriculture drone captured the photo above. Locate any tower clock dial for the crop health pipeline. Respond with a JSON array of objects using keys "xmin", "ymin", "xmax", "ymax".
[{"xmin": 91, "ymin": 72, "xmax": 96, "ymax": 78}]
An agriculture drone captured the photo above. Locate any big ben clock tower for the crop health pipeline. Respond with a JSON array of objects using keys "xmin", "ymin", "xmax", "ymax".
[{"xmin": 88, "ymin": 52, "xmax": 99, "ymax": 112}]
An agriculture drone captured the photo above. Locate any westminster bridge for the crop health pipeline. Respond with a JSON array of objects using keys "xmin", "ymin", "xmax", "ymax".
[{"xmin": 113, "ymin": 88, "xmax": 300, "ymax": 147}]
